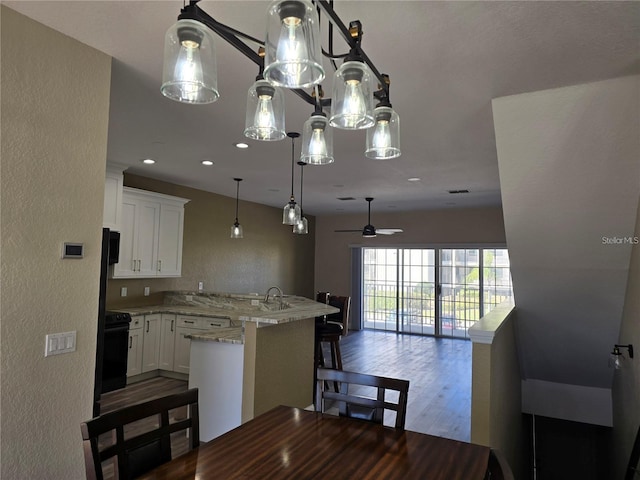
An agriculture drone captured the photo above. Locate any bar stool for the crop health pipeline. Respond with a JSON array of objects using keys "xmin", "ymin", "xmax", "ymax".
[{"xmin": 315, "ymin": 295, "xmax": 351, "ymax": 391}]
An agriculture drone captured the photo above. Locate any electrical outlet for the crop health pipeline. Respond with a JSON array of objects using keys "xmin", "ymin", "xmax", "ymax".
[
  {"xmin": 198, "ymin": 281, "xmax": 204, "ymax": 291},
  {"xmin": 121, "ymin": 287, "xmax": 127, "ymax": 297},
  {"xmin": 144, "ymin": 286, "xmax": 150, "ymax": 296},
  {"xmin": 251, "ymin": 299, "xmax": 260, "ymax": 306}
]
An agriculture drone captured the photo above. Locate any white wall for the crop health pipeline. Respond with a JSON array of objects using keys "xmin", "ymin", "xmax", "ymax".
[
  {"xmin": 611, "ymin": 192, "xmax": 640, "ymax": 477},
  {"xmin": 1, "ymin": 7, "xmax": 111, "ymax": 478},
  {"xmin": 493, "ymin": 75, "xmax": 640, "ymax": 425}
]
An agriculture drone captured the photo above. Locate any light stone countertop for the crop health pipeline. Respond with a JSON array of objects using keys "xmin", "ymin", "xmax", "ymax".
[{"xmin": 112, "ymin": 292, "xmax": 338, "ymax": 344}]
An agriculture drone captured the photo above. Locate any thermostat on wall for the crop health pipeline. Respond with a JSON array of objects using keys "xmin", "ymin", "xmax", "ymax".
[{"xmin": 62, "ymin": 243, "xmax": 84, "ymax": 259}]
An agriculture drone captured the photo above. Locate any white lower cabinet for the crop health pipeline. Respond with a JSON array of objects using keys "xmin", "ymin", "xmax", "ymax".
[
  {"xmin": 127, "ymin": 313, "xmax": 230, "ymax": 378},
  {"xmin": 159, "ymin": 314, "xmax": 176, "ymax": 370},
  {"xmin": 141, "ymin": 314, "xmax": 162, "ymax": 373},
  {"xmin": 174, "ymin": 326, "xmax": 193, "ymax": 375},
  {"xmin": 173, "ymin": 316, "xmax": 231, "ymax": 375},
  {"xmin": 127, "ymin": 316, "xmax": 144, "ymax": 377}
]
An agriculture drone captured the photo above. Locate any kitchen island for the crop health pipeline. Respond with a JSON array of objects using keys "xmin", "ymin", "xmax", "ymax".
[{"xmin": 118, "ymin": 291, "xmax": 338, "ymax": 441}]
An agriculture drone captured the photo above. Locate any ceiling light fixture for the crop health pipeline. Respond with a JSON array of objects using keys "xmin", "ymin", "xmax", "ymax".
[
  {"xmin": 142, "ymin": 159, "xmax": 156, "ymax": 164},
  {"xmin": 244, "ymin": 56, "xmax": 286, "ymax": 141},
  {"xmin": 283, "ymin": 132, "xmax": 301, "ymax": 225},
  {"xmin": 231, "ymin": 178, "xmax": 244, "ymax": 239},
  {"xmin": 293, "ymin": 161, "xmax": 308, "ymax": 234},
  {"xmin": 301, "ymin": 85, "xmax": 333, "ymax": 165},
  {"xmin": 201, "ymin": 160, "xmax": 214, "ymax": 166},
  {"xmin": 610, "ymin": 344, "xmax": 634, "ymax": 370},
  {"xmin": 234, "ymin": 142, "xmax": 249, "ymax": 149},
  {"xmin": 160, "ymin": 0, "xmax": 399, "ymax": 161},
  {"xmin": 365, "ymin": 74, "xmax": 400, "ymax": 159}
]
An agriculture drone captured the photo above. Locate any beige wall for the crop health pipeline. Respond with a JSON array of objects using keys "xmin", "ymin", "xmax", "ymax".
[
  {"xmin": 1, "ymin": 7, "xmax": 111, "ymax": 478},
  {"xmin": 611, "ymin": 193, "xmax": 640, "ymax": 477},
  {"xmin": 314, "ymin": 207, "xmax": 506, "ymax": 297},
  {"xmin": 106, "ymin": 174, "xmax": 316, "ymax": 309}
]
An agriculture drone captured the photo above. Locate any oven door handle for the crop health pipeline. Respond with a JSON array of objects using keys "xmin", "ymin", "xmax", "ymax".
[{"xmin": 105, "ymin": 324, "xmax": 130, "ymax": 334}]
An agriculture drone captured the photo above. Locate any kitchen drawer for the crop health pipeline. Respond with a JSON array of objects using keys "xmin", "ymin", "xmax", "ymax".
[
  {"xmin": 176, "ymin": 315, "xmax": 231, "ymax": 330},
  {"xmin": 130, "ymin": 316, "xmax": 143, "ymax": 330}
]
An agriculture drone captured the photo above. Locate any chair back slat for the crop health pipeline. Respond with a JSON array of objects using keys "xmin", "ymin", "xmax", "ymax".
[
  {"xmin": 80, "ymin": 388, "xmax": 199, "ymax": 480},
  {"xmin": 315, "ymin": 368, "xmax": 409, "ymax": 429}
]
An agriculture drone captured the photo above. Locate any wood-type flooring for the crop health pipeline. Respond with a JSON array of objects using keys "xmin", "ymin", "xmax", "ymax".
[{"xmin": 100, "ymin": 329, "xmax": 471, "ymax": 442}]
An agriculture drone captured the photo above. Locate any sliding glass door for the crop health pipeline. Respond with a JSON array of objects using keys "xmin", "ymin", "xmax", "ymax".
[{"xmin": 362, "ymin": 247, "xmax": 512, "ymax": 338}]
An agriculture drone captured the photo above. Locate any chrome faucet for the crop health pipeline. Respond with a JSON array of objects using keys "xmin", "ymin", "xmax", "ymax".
[{"xmin": 264, "ymin": 286, "xmax": 284, "ymax": 310}]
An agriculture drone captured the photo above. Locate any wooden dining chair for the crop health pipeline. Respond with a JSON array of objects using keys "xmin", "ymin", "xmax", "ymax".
[
  {"xmin": 486, "ymin": 448, "xmax": 515, "ymax": 480},
  {"xmin": 315, "ymin": 368, "xmax": 410, "ymax": 430},
  {"xmin": 81, "ymin": 388, "xmax": 199, "ymax": 480}
]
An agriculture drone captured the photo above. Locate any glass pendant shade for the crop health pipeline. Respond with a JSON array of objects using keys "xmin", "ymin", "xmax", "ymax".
[
  {"xmin": 293, "ymin": 216, "xmax": 308, "ymax": 234},
  {"xmin": 283, "ymin": 200, "xmax": 301, "ymax": 225},
  {"xmin": 244, "ymin": 79, "xmax": 286, "ymax": 141},
  {"xmin": 161, "ymin": 19, "xmax": 219, "ymax": 104},
  {"xmin": 231, "ymin": 222, "xmax": 244, "ymax": 239},
  {"xmin": 301, "ymin": 114, "xmax": 334, "ymax": 165},
  {"xmin": 365, "ymin": 106, "xmax": 401, "ymax": 159},
  {"xmin": 264, "ymin": 0, "xmax": 324, "ymax": 88},
  {"xmin": 329, "ymin": 61, "xmax": 374, "ymax": 130}
]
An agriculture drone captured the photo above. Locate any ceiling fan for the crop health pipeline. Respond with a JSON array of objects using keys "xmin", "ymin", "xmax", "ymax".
[{"xmin": 335, "ymin": 197, "xmax": 404, "ymax": 237}]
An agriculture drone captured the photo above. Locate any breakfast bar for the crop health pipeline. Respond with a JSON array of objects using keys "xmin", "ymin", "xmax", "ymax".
[{"xmin": 119, "ymin": 291, "xmax": 338, "ymax": 441}]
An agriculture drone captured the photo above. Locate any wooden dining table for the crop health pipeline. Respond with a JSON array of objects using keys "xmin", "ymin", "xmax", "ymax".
[{"xmin": 138, "ymin": 405, "xmax": 490, "ymax": 479}]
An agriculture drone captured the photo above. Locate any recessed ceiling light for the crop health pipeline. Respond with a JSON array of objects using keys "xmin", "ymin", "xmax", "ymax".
[
  {"xmin": 201, "ymin": 160, "xmax": 214, "ymax": 166},
  {"xmin": 408, "ymin": 177, "xmax": 421, "ymax": 182},
  {"xmin": 234, "ymin": 142, "xmax": 249, "ymax": 149},
  {"xmin": 142, "ymin": 158, "xmax": 156, "ymax": 165}
]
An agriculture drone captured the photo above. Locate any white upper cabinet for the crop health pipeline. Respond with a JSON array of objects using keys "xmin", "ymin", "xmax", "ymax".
[
  {"xmin": 103, "ymin": 163, "xmax": 126, "ymax": 231},
  {"xmin": 112, "ymin": 187, "xmax": 189, "ymax": 279}
]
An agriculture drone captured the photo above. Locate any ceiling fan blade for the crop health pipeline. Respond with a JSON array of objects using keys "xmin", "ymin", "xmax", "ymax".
[{"xmin": 376, "ymin": 228, "xmax": 403, "ymax": 235}]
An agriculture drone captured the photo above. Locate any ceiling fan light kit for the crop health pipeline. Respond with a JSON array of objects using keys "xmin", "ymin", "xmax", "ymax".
[{"xmin": 160, "ymin": 0, "xmax": 401, "ymax": 166}]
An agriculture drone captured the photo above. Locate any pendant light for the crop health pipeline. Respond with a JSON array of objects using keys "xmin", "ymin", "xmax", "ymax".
[
  {"xmin": 301, "ymin": 86, "xmax": 334, "ymax": 165},
  {"xmin": 244, "ymin": 76, "xmax": 286, "ymax": 141},
  {"xmin": 365, "ymin": 105, "xmax": 401, "ymax": 159},
  {"xmin": 161, "ymin": 19, "xmax": 219, "ymax": 104},
  {"xmin": 231, "ymin": 178, "xmax": 244, "ymax": 238},
  {"xmin": 282, "ymin": 132, "xmax": 301, "ymax": 225},
  {"xmin": 293, "ymin": 161, "xmax": 309, "ymax": 234},
  {"xmin": 264, "ymin": 0, "xmax": 324, "ymax": 89},
  {"xmin": 329, "ymin": 58, "xmax": 374, "ymax": 130}
]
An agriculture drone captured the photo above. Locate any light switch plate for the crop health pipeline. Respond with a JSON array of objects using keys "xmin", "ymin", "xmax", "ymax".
[
  {"xmin": 121, "ymin": 287, "xmax": 127, "ymax": 297},
  {"xmin": 45, "ymin": 331, "xmax": 76, "ymax": 357},
  {"xmin": 144, "ymin": 286, "xmax": 150, "ymax": 296}
]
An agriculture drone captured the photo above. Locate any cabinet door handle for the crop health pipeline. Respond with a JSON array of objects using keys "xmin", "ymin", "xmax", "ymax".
[
  {"xmin": 171, "ymin": 320, "xmax": 174, "ymax": 332},
  {"xmin": 158, "ymin": 260, "xmax": 162, "ymax": 272},
  {"xmin": 138, "ymin": 259, "xmax": 141, "ymax": 272},
  {"xmin": 129, "ymin": 336, "xmax": 132, "ymax": 349},
  {"xmin": 184, "ymin": 320, "xmax": 194, "ymax": 324},
  {"xmin": 210, "ymin": 323, "xmax": 221, "ymax": 327},
  {"xmin": 146, "ymin": 320, "xmax": 149, "ymax": 333}
]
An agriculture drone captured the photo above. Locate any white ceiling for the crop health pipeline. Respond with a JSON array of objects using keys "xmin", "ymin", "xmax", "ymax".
[{"xmin": 5, "ymin": 1, "xmax": 640, "ymax": 215}]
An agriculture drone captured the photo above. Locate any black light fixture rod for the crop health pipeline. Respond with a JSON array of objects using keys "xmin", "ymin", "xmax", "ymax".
[
  {"xmin": 314, "ymin": 0, "xmax": 390, "ymax": 97},
  {"xmin": 234, "ymin": 178, "xmax": 242, "ymax": 221},
  {"xmin": 287, "ymin": 132, "xmax": 300, "ymax": 199},
  {"xmin": 298, "ymin": 161, "xmax": 306, "ymax": 208},
  {"xmin": 615, "ymin": 343, "xmax": 634, "ymax": 358}
]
